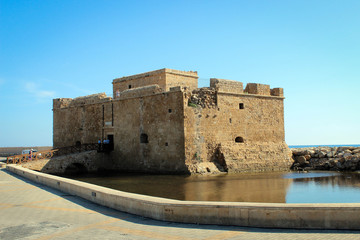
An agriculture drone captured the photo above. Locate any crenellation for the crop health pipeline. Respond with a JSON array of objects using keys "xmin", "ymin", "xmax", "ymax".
[
  {"xmin": 112, "ymin": 68, "xmax": 198, "ymax": 98},
  {"xmin": 53, "ymin": 98, "xmax": 72, "ymax": 109},
  {"xmin": 245, "ymin": 83, "xmax": 271, "ymax": 96},
  {"xmin": 210, "ymin": 78, "xmax": 244, "ymax": 94},
  {"xmin": 270, "ymin": 88, "xmax": 284, "ymax": 97},
  {"xmin": 53, "ymin": 93, "xmax": 112, "ymax": 109},
  {"xmin": 117, "ymin": 85, "xmax": 163, "ymax": 100}
]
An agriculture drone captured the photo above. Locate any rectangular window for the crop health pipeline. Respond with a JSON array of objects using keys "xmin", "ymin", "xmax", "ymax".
[{"xmin": 239, "ymin": 103, "xmax": 244, "ymax": 109}]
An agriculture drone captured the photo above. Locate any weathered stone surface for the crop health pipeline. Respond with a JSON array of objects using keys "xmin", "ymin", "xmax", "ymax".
[
  {"xmin": 352, "ymin": 148, "xmax": 360, "ymax": 154},
  {"xmin": 296, "ymin": 156, "xmax": 307, "ymax": 165},
  {"xmin": 21, "ymin": 150, "xmax": 108, "ymax": 174},
  {"xmin": 52, "ymin": 68, "xmax": 291, "ymax": 174},
  {"xmin": 326, "ymin": 151, "xmax": 335, "ymax": 158},
  {"xmin": 318, "ymin": 151, "xmax": 326, "ymax": 158}
]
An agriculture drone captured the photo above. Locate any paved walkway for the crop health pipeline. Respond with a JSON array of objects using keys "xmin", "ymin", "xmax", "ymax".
[{"xmin": 0, "ymin": 168, "xmax": 359, "ymax": 240}]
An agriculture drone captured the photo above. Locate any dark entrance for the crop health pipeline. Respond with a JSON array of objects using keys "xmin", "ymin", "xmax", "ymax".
[{"xmin": 107, "ymin": 134, "xmax": 114, "ymax": 151}]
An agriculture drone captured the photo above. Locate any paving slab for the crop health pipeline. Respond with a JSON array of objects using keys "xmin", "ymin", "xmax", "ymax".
[{"xmin": 0, "ymin": 168, "xmax": 359, "ymax": 240}]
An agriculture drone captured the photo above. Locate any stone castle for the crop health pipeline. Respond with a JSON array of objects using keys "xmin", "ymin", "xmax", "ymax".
[{"xmin": 53, "ymin": 68, "xmax": 292, "ymax": 174}]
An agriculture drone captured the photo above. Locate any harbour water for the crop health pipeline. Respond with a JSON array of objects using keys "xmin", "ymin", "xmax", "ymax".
[{"xmin": 70, "ymin": 171, "xmax": 360, "ymax": 204}]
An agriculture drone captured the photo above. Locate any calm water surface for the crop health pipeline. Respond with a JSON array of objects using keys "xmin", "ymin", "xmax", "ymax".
[{"xmin": 69, "ymin": 171, "xmax": 360, "ymax": 203}]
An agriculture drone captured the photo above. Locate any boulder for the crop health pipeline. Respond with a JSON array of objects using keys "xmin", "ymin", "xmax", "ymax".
[
  {"xmin": 336, "ymin": 161, "xmax": 344, "ymax": 169},
  {"xmin": 352, "ymin": 148, "xmax": 360, "ymax": 154},
  {"xmin": 304, "ymin": 154, "xmax": 311, "ymax": 160},
  {"xmin": 326, "ymin": 151, "xmax": 336, "ymax": 158},
  {"xmin": 318, "ymin": 151, "xmax": 327, "ymax": 158},
  {"xmin": 292, "ymin": 149, "xmax": 308, "ymax": 156},
  {"xmin": 328, "ymin": 159, "xmax": 336, "ymax": 167},
  {"xmin": 296, "ymin": 156, "xmax": 307, "ymax": 165},
  {"xmin": 338, "ymin": 147, "xmax": 350, "ymax": 152},
  {"xmin": 336, "ymin": 151, "xmax": 344, "ymax": 158}
]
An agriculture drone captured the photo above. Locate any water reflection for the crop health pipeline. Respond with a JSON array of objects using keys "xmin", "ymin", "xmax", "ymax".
[{"xmin": 69, "ymin": 171, "xmax": 360, "ymax": 203}]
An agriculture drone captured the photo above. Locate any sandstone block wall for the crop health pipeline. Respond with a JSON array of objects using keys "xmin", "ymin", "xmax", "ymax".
[
  {"xmin": 245, "ymin": 83, "xmax": 271, "ymax": 96},
  {"xmin": 210, "ymin": 78, "xmax": 244, "ymax": 94},
  {"xmin": 184, "ymin": 88, "xmax": 291, "ymax": 173},
  {"xmin": 164, "ymin": 69, "xmax": 198, "ymax": 91},
  {"xmin": 110, "ymin": 89, "xmax": 188, "ymax": 173},
  {"xmin": 118, "ymin": 85, "xmax": 163, "ymax": 99},
  {"xmin": 112, "ymin": 68, "xmax": 198, "ymax": 98},
  {"xmin": 271, "ymin": 88, "xmax": 284, "ymax": 97},
  {"xmin": 53, "ymin": 93, "xmax": 113, "ymax": 148},
  {"xmin": 21, "ymin": 150, "xmax": 111, "ymax": 174},
  {"xmin": 112, "ymin": 69, "xmax": 167, "ymax": 98},
  {"xmin": 53, "ymin": 68, "xmax": 291, "ymax": 174}
]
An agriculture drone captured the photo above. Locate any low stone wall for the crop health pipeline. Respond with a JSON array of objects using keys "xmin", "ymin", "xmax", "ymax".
[
  {"xmin": 291, "ymin": 146, "xmax": 360, "ymax": 171},
  {"xmin": 6, "ymin": 164, "xmax": 360, "ymax": 230},
  {"xmin": 21, "ymin": 150, "xmax": 112, "ymax": 174}
]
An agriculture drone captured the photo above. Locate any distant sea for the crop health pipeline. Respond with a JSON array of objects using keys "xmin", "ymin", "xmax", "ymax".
[{"xmin": 289, "ymin": 144, "xmax": 360, "ymax": 148}]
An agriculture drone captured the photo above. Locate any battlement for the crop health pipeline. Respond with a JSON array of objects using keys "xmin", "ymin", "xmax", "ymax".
[
  {"xmin": 117, "ymin": 85, "xmax": 163, "ymax": 100},
  {"xmin": 209, "ymin": 78, "xmax": 283, "ymax": 97},
  {"xmin": 210, "ymin": 78, "xmax": 244, "ymax": 94},
  {"xmin": 113, "ymin": 68, "xmax": 198, "ymax": 83},
  {"xmin": 53, "ymin": 93, "xmax": 111, "ymax": 109}
]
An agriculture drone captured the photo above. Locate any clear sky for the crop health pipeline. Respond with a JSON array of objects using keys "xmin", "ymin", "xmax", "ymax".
[{"xmin": 1, "ymin": 0, "xmax": 359, "ymax": 147}]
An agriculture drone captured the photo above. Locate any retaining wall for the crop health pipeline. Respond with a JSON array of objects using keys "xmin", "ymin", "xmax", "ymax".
[{"xmin": 6, "ymin": 164, "xmax": 360, "ymax": 230}]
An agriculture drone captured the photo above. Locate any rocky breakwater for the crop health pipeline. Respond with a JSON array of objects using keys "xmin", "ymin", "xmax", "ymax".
[{"xmin": 291, "ymin": 146, "xmax": 360, "ymax": 171}]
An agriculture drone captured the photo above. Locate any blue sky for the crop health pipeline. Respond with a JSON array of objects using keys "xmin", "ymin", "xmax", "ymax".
[{"xmin": 1, "ymin": 0, "xmax": 359, "ymax": 147}]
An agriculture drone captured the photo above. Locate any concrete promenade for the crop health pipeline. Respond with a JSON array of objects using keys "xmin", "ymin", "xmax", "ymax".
[{"xmin": 0, "ymin": 167, "xmax": 359, "ymax": 239}]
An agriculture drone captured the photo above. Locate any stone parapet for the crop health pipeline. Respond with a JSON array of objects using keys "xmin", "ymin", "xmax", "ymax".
[
  {"xmin": 117, "ymin": 85, "xmax": 163, "ymax": 100},
  {"xmin": 210, "ymin": 78, "xmax": 244, "ymax": 94},
  {"xmin": 53, "ymin": 93, "xmax": 111, "ymax": 109},
  {"xmin": 245, "ymin": 83, "xmax": 271, "ymax": 96},
  {"xmin": 271, "ymin": 88, "xmax": 284, "ymax": 97},
  {"xmin": 113, "ymin": 68, "xmax": 198, "ymax": 83}
]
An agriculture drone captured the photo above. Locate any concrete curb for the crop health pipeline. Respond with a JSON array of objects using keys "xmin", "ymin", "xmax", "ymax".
[
  {"xmin": 0, "ymin": 162, "xmax": 6, "ymax": 168},
  {"xmin": 6, "ymin": 164, "xmax": 360, "ymax": 230}
]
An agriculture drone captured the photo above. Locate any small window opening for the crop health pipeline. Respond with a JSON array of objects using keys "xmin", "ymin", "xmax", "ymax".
[
  {"xmin": 239, "ymin": 103, "xmax": 244, "ymax": 109},
  {"xmin": 235, "ymin": 137, "xmax": 244, "ymax": 143},
  {"xmin": 229, "ymin": 118, "xmax": 232, "ymax": 123},
  {"xmin": 168, "ymin": 109, "xmax": 172, "ymax": 113},
  {"xmin": 128, "ymin": 85, "xmax": 132, "ymax": 89},
  {"xmin": 165, "ymin": 142, "xmax": 168, "ymax": 146},
  {"xmin": 140, "ymin": 133, "xmax": 149, "ymax": 143}
]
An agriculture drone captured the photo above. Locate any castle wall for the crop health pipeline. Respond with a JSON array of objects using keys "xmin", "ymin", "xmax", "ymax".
[
  {"xmin": 53, "ymin": 88, "xmax": 188, "ymax": 173},
  {"xmin": 112, "ymin": 70, "xmax": 167, "ymax": 98},
  {"xmin": 110, "ymin": 88, "xmax": 187, "ymax": 173},
  {"xmin": 53, "ymin": 93, "xmax": 112, "ymax": 148},
  {"xmin": 210, "ymin": 78, "xmax": 244, "ymax": 94},
  {"xmin": 184, "ymin": 82, "xmax": 292, "ymax": 173},
  {"xmin": 112, "ymin": 69, "xmax": 198, "ymax": 98},
  {"xmin": 53, "ymin": 69, "xmax": 291, "ymax": 174},
  {"xmin": 164, "ymin": 69, "xmax": 198, "ymax": 91}
]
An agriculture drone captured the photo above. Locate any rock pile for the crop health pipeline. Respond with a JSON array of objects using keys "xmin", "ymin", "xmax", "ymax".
[
  {"xmin": 292, "ymin": 146, "xmax": 360, "ymax": 171},
  {"xmin": 189, "ymin": 88, "xmax": 217, "ymax": 108}
]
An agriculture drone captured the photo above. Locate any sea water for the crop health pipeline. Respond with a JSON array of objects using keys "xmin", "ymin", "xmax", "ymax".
[{"xmin": 70, "ymin": 171, "xmax": 360, "ymax": 203}]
